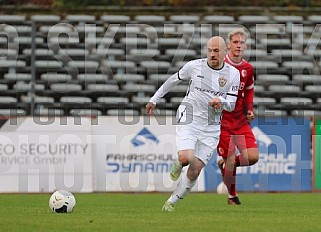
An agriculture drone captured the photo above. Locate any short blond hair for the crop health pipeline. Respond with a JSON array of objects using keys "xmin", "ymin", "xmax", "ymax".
[{"xmin": 227, "ymin": 28, "xmax": 249, "ymax": 42}]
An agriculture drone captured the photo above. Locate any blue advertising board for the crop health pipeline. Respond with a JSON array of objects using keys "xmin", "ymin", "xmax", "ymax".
[{"xmin": 204, "ymin": 117, "xmax": 311, "ymax": 192}]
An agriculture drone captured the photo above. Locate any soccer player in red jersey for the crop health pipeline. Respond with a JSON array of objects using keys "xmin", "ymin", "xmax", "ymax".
[{"xmin": 217, "ymin": 28, "xmax": 259, "ymax": 205}]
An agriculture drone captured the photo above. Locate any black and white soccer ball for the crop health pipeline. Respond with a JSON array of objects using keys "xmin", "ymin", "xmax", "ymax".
[{"xmin": 49, "ymin": 190, "xmax": 76, "ymax": 213}]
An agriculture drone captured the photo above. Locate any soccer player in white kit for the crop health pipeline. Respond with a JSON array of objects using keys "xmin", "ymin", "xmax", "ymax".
[{"xmin": 146, "ymin": 36, "xmax": 240, "ymax": 212}]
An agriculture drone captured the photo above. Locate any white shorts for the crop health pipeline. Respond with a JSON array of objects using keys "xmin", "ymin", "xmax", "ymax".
[{"xmin": 176, "ymin": 124, "xmax": 219, "ymax": 165}]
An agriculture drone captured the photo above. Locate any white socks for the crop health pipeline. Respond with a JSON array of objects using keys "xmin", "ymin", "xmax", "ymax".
[{"xmin": 168, "ymin": 173, "xmax": 196, "ymax": 204}]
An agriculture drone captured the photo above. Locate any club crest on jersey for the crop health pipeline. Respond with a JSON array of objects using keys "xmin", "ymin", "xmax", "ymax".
[
  {"xmin": 218, "ymin": 76, "xmax": 227, "ymax": 87},
  {"xmin": 241, "ymin": 69, "xmax": 247, "ymax": 77}
]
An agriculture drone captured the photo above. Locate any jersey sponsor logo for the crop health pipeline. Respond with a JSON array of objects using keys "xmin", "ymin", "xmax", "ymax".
[
  {"xmin": 218, "ymin": 76, "xmax": 227, "ymax": 87},
  {"xmin": 194, "ymin": 87, "xmax": 225, "ymax": 96},
  {"xmin": 232, "ymin": 85, "xmax": 239, "ymax": 91},
  {"xmin": 197, "ymin": 75, "xmax": 204, "ymax": 78},
  {"xmin": 241, "ymin": 69, "xmax": 247, "ymax": 77},
  {"xmin": 131, "ymin": 127, "xmax": 159, "ymax": 147}
]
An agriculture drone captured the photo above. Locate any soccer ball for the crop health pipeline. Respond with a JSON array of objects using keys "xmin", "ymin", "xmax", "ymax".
[
  {"xmin": 49, "ymin": 190, "xmax": 76, "ymax": 213},
  {"xmin": 216, "ymin": 182, "xmax": 228, "ymax": 194}
]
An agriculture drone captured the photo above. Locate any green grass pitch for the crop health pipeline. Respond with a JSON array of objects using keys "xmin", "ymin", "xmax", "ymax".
[{"xmin": 0, "ymin": 192, "xmax": 320, "ymax": 232}]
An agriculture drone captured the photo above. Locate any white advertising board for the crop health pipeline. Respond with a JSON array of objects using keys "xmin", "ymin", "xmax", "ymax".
[
  {"xmin": 0, "ymin": 117, "xmax": 93, "ymax": 193},
  {"xmin": 0, "ymin": 116, "xmax": 206, "ymax": 193},
  {"xmin": 91, "ymin": 116, "xmax": 205, "ymax": 192}
]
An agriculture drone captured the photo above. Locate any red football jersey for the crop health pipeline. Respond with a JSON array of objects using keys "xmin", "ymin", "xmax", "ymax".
[{"xmin": 221, "ymin": 54, "xmax": 254, "ymax": 129}]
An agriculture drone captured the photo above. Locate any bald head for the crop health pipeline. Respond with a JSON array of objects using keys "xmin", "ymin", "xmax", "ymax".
[
  {"xmin": 206, "ymin": 36, "xmax": 227, "ymax": 69},
  {"xmin": 207, "ymin": 36, "xmax": 227, "ymax": 50}
]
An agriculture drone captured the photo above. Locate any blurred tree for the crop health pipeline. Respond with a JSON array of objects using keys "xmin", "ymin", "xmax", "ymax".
[
  {"xmin": 143, "ymin": 0, "xmax": 153, "ymax": 6},
  {"xmin": 52, "ymin": 0, "xmax": 63, "ymax": 7},
  {"xmin": 0, "ymin": 0, "xmax": 319, "ymax": 7},
  {"xmin": 28, "ymin": 0, "xmax": 53, "ymax": 5}
]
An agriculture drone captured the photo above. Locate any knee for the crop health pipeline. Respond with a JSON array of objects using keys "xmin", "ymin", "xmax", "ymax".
[
  {"xmin": 248, "ymin": 153, "xmax": 259, "ymax": 165},
  {"xmin": 242, "ymin": 148, "xmax": 259, "ymax": 166},
  {"xmin": 178, "ymin": 155, "xmax": 189, "ymax": 166}
]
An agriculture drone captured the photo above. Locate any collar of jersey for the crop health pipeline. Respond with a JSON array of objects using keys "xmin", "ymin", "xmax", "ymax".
[
  {"xmin": 206, "ymin": 61, "xmax": 225, "ymax": 71},
  {"xmin": 225, "ymin": 54, "xmax": 244, "ymax": 66}
]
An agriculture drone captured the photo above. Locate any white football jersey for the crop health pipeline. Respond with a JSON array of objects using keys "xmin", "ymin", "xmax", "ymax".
[{"xmin": 150, "ymin": 58, "xmax": 240, "ymax": 131}]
